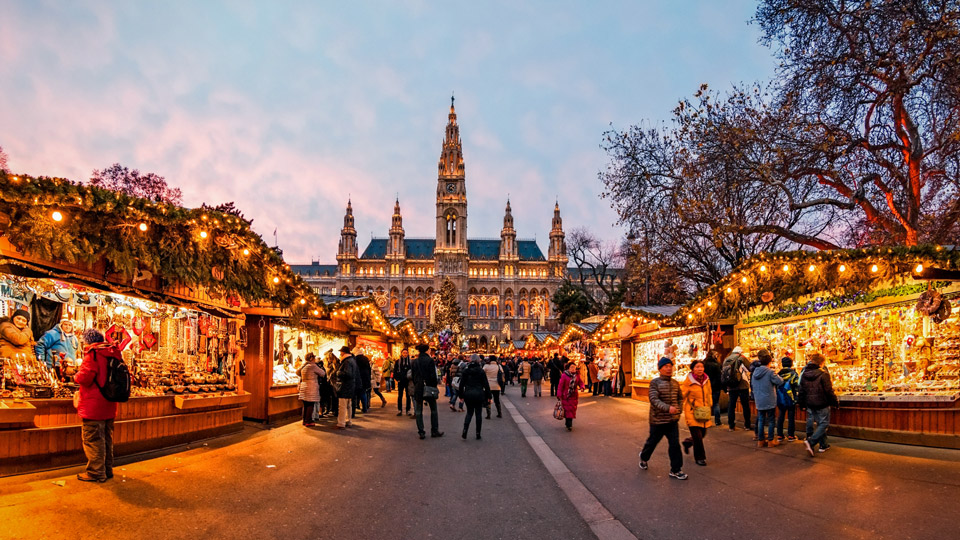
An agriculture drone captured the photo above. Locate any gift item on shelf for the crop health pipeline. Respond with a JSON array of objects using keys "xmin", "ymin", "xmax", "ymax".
[
  {"xmin": 633, "ymin": 328, "xmax": 707, "ymax": 382},
  {"xmin": 270, "ymin": 324, "xmax": 347, "ymax": 386}
]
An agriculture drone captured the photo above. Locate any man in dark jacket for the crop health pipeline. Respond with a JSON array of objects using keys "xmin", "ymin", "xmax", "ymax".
[
  {"xmin": 355, "ymin": 353, "xmax": 372, "ymax": 413},
  {"xmin": 548, "ymin": 354, "xmax": 563, "ymax": 397},
  {"xmin": 723, "ymin": 347, "xmax": 752, "ymax": 431},
  {"xmin": 638, "ymin": 357, "xmax": 687, "ymax": 480},
  {"xmin": 412, "ymin": 344, "xmax": 443, "ymax": 439},
  {"xmin": 395, "ymin": 348, "xmax": 413, "ymax": 416},
  {"xmin": 798, "ymin": 352, "xmax": 838, "ymax": 456},
  {"xmin": 703, "ymin": 351, "xmax": 723, "ymax": 425},
  {"xmin": 335, "ymin": 346, "xmax": 358, "ymax": 429}
]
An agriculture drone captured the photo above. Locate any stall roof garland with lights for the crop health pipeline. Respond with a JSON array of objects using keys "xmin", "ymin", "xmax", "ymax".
[
  {"xmin": 617, "ymin": 246, "xmax": 960, "ymax": 328},
  {"xmin": 0, "ymin": 172, "xmax": 325, "ymax": 316}
]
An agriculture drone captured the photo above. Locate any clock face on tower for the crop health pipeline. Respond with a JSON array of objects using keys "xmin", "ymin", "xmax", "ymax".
[{"xmin": 446, "ymin": 183, "xmax": 456, "ymax": 193}]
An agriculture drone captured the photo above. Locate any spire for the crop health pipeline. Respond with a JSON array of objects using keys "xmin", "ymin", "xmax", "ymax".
[
  {"xmin": 343, "ymin": 199, "xmax": 354, "ymax": 228},
  {"xmin": 552, "ymin": 200, "xmax": 563, "ymax": 231},
  {"xmin": 500, "ymin": 199, "xmax": 517, "ymax": 260},
  {"xmin": 391, "ymin": 198, "xmax": 403, "ymax": 229},
  {"xmin": 438, "ymin": 96, "xmax": 465, "ymax": 178},
  {"xmin": 338, "ymin": 198, "xmax": 358, "ymax": 260},
  {"xmin": 503, "ymin": 199, "xmax": 514, "ymax": 228}
]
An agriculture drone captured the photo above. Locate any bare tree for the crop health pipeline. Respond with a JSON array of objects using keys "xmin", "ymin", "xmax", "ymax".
[
  {"xmin": 0, "ymin": 145, "xmax": 9, "ymax": 173},
  {"xmin": 90, "ymin": 164, "xmax": 183, "ymax": 205},
  {"xmin": 565, "ymin": 227, "xmax": 625, "ymax": 312}
]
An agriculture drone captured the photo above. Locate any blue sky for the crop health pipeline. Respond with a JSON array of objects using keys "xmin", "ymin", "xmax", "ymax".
[{"xmin": 0, "ymin": 0, "xmax": 776, "ymax": 263}]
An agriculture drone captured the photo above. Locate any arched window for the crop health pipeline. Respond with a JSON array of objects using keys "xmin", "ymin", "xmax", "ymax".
[
  {"xmin": 479, "ymin": 304, "xmax": 487, "ymax": 317},
  {"xmin": 518, "ymin": 304, "xmax": 526, "ymax": 318},
  {"xmin": 417, "ymin": 303, "xmax": 426, "ymax": 317},
  {"xmin": 469, "ymin": 303, "xmax": 477, "ymax": 316},
  {"xmin": 407, "ymin": 303, "xmax": 415, "ymax": 317},
  {"xmin": 491, "ymin": 304, "xmax": 498, "ymax": 318}
]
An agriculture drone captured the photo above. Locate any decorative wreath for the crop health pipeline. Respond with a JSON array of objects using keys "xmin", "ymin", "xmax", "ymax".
[{"xmin": 916, "ymin": 289, "xmax": 943, "ymax": 315}]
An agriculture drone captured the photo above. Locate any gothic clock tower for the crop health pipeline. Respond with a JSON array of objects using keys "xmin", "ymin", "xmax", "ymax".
[{"xmin": 434, "ymin": 96, "xmax": 469, "ymax": 312}]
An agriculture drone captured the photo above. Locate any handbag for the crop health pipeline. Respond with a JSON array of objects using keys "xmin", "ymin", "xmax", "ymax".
[
  {"xmin": 693, "ymin": 406, "xmax": 711, "ymax": 422},
  {"xmin": 416, "ymin": 359, "xmax": 440, "ymax": 399},
  {"xmin": 553, "ymin": 400, "xmax": 565, "ymax": 420}
]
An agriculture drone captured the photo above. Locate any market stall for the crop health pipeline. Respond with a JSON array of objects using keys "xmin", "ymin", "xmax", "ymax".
[
  {"xmin": 671, "ymin": 246, "xmax": 960, "ymax": 448},
  {"xmin": 0, "ymin": 172, "xmax": 324, "ymax": 475}
]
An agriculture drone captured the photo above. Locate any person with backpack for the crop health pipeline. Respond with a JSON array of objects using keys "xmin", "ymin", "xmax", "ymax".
[
  {"xmin": 639, "ymin": 357, "xmax": 687, "ymax": 480},
  {"xmin": 74, "ymin": 328, "xmax": 125, "ymax": 482},
  {"xmin": 530, "ymin": 358, "xmax": 545, "ymax": 397},
  {"xmin": 458, "ymin": 354, "xmax": 491, "ymax": 440},
  {"xmin": 751, "ymin": 349, "xmax": 784, "ymax": 448},
  {"xmin": 798, "ymin": 352, "xmax": 839, "ymax": 456},
  {"xmin": 722, "ymin": 346, "xmax": 752, "ymax": 432},
  {"xmin": 557, "ymin": 361, "xmax": 585, "ymax": 431},
  {"xmin": 776, "ymin": 356, "xmax": 800, "ymax": 441},
  {"xmin": 395, "ymin": 348, "xmax": 413, "ymax": 416}
]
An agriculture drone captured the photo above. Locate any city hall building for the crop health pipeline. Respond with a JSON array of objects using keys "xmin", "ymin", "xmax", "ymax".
[{"xmin": 292, "ymin": 99, "xmax": 568, "ymax": 351}]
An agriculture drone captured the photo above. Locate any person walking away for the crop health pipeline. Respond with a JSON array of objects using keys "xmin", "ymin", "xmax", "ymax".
[
  {"xmin": 355, "ymin": 353, "xmax": 372, "ymax": 413},
  {"xmin": 681, "ymin": 359, "xmax": 713, "ymax": 466},
  {"xmin": 638, "ymin": 357, "xmax": 687, "ymax": 480},
  {"xmin": 518, "ymin": 357, "xmax": 531, "ymax": 397},
  {"xmin": 722, "ymin": 346, "xmax": 752, "ymax": 431},
  {"xmin": 530, "ymin": 358, "xmax": 544, "ymax": 397},
  {"xmin": 372, "ymin": 361, "xmax": 387, "ymax": 407},
  {"xmin": 412, "ymin": 344, "xmax": 443, "ymax": 439},
  {"xmin": 298, "ymin": 353, "xmax": 323, "ymax": 426},
  {"xmin": 798, "ymin": 353, "xmax": 838, "ymax": 456},
  {"xmin": 447, "ymin": 360, "xmax": 461, "ymax": 411},
  {"xmin": 557, "ymin": 361, "xmax": 585, "ymax": 431},
  {"xmin": 587, "ymin": 359, "xmax": 599, "ymax": 395},
  {"xmin": 458, "ymin": 354, "xmax": 491, "ymax": 440},
  {"xmin": 548, "ymin": 354, "xmax": 563, "ymax": 397},
  {"xmin": 74, "ymin": 329, "xmax": 120, "ymax": 482},
  {"xmin": 35, "ymin": 315, "xmax": 80, "ymax": 372},
  {"xmin": 395, "ymin": 348, "xmax": 413, "ymax": 416},
  {"xmin": 335, "ymin": 346, "xmax": 358, "ymax": 429},
  {"xmin": 381, "ymin": 355, "xmax": 394, "ymax": 393},
  {"xmin": 317, "ymin": 351, "xmax": 334, "ymax": 417},
  {"xmin": 327, "ymin": 351, "xmax": 340, "ymax": 418},
  {"xmin": 751, "ymin": 349, "xmax": 784, "ymax": 448},
  {"xmin": 702, "ymin": 351, "xmax": 723, "ymax": 426},
  {"xmin": 483, "ymin": 356, "xmax": 504, "ymax": 418},
  {"xmin": 776, "ymin": 356, "xmax": 800, "ymax": 441}
]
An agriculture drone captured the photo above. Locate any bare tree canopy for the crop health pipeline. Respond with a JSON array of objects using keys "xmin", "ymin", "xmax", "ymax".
[
  {"xmin": 89, "ymin": 163, "xmax": 183, "ymax": 205},
  {"xmin": 0, "ymin": 145, "xmax": 9, "ymax": 173},
  {"xmin": 564, "ymin": 227, "xmax": 625, "ymax": 312}
]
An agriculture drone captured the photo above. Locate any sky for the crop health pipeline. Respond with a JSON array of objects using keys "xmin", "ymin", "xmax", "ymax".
[{"xmin": 0, "ymin": 0, "xmax": 777, "ymax": 263}]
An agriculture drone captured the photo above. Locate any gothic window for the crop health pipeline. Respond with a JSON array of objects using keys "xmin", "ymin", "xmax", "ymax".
[
  {"xmin": 518, "ymin": 304, "xmax": 526, "ymax": 318},
  {"xmin": 446, "ymin": 214, "xmax": 457, "ymax": 245},
  {"xmin": 407, "ymin": 302, "xmax": 415, "ymax": 317},
  {"xmin": 479, "ymin": 304, "xmax": 487, "ymax": 318},
  {"xmin": 490, "ymin": 304, "xmax": 498, "ymax": 318},
  {"xmin": 469, "ymin": 304, "xmax": 477, "ymax": 316},
  {"xmin": 417, "ymin": 302, "xmax": 426, "ymax": 317}
]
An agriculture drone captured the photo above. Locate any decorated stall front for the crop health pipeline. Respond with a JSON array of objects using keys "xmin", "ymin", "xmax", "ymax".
[
  {"xmin": 673, "ymin": 246, "xmax": 960, "ymax": 448},
  {"xmin": 0, "ymin": 172, "xmax": 324, "ymax": 475}
]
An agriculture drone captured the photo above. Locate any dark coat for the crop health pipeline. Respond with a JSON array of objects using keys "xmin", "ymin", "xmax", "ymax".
[
  {"xmin": 722, "ymin": 352, "xmax": 750, "ymax": 391},
  {"xmin": 798, "ymin": 363, "xmax": 838, "ymax": 410},
  {"xmin": 548, "ymin": 357, "xmax": 563, "ymax": 381},
  {"xmin": 335, "ymin": 354, "xmax": 358, "ymax": 399},
  {"xmin": 458, "ymin": 363, "xmax": 491, "ymax": 405},
  {"xmin": 412, "ymin": 353, "xmax": 438, "ymax": 397},
  {"xmin": 703, "ymin": 357, "xmax": 722, "ymax": 392},
  {"xmin": 648, "ymin": 375, "xmax": 683, "ymax": 424},
  {"xmin": 530, "ymin": 361, "xmax": 545, "ymax": 381},
  {"xmin": 355, "ymin": 354, "xmax": 372, "ymax": 390}
]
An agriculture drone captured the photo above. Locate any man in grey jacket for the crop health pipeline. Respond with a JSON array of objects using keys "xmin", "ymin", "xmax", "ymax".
[
  {"xmin": 335, "ymin": 346, "xmax": 358, "ymax": 429},
  {"xmin": 638, "ymin": 357, "xmax": 687, "ymax": 480}
]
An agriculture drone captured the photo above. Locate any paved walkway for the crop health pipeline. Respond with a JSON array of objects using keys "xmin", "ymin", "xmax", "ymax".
[{"xmin": 2, "ymin": 387, "xmax": 959, "ymax": 540}]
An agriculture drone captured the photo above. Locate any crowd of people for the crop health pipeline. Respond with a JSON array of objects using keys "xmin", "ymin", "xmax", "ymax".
[{"xmin": 638, "ymin": 347, "xmax": 839, "ymax": 480}]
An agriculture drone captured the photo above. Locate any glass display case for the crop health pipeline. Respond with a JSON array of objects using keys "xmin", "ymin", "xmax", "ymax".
[{"xmin": 632, "ymin": 328, "xmax": 707, "ymax": 382}]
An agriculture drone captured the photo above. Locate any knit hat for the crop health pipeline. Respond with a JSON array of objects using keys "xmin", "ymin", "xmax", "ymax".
[
  {"xmin": 732, "ymin": 346, "xmax": 743, "ymax": 354},
  {"xmin": 82, "ymin": 328, "xmax": 105, "ymax": 345},
  {"xmin": 12, "ymin": 309, "xmax": 29, "ymax": 321},
  {"xmin": 657, "ymin": 357, "xmax": 674, "ymax": 370}
]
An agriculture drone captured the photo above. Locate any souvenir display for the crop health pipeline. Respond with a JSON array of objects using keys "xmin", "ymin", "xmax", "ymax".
[
  {"xmin": 633, "ymin": 329, "xmax": 707, "ymax": 382},
  {"xmin": 738, "ymin": 299, "xmax": 960, "ymax": 397},
  {"xmin": 271, "ymin": 324, "xmax": 346, "ymax": 386}
]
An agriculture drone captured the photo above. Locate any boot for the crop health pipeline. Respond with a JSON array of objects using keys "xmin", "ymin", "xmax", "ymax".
[{"xmin": 462, "ymin": 427, "xmax": 468, "ymax": 439}]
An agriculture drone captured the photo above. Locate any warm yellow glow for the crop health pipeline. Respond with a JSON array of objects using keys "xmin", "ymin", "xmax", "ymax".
[
  {"xmin": 839, "ymin": 264, "xmax": 846, "ymax": 272},
  {"xmin": 299, "ymin": 299, "xmax": 307, "ymax": 305},
  {"xmin": 783, "ymin": 264, "xmax": 790, "ymax": 272},
  {"xmin": 915, "ymin": 264, "xmax": 924, "ymax": 273},
  {"xmin": 871, "ymin": 264, "xmax": 879, "ymax": 273},
  {"xmin": 243, "ymin": 249, "xmax": 250, "ymax": 256},
  {"xmin": 726, "ymin": 287, "xmax": 732, "ymax": 294},
  {"xmin": 741, "ymin": 277, "xmax": 748, "ymax": 284},
  {"xmin": 199, "ymin": 231, "xmax": 208, "ymax": 239},
  {"xmin": 706, "ymin": 301, "xmax": 712, "ymax": 307},
  {"xmin": 697, "ymin": 307, "xmax": 702, "ymax": 313},
  {"xmin": 272, "ymin": 277, "xmax": 280, "ymax": 284},
  {"xmin": 687, "ymin": 314, "xmax": 693, "ymax": 319},
  {"xmin": 138, "ymin": 222, "xmax": 148, "ymax": 232},
  {"xmin": 51, "ymin": 211, "xmax": 63, "ymax": 222},
  {"xmin": 808, "ymin": 264, "xmax": 815, "ymax": 272},
  {"xmin": 760, "ymin": 265, "xmax": 767, "ymax": 272},
  {"xmin": 313, "ymin": 310, "xmax": 320, "ymax": 316}
]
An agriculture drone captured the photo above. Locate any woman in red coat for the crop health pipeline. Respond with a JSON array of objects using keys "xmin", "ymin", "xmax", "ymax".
[
  {"xmin": 74, "ymin": 329, "xmax": 122, "ymax": 482},
  {"xmin": 557, "ymin": 362, "xmax": 585, "ymax": 431}
]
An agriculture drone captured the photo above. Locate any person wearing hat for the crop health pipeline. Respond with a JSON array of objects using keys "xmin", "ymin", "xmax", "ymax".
[
  {"xmin": 0, "ymin": 308, "xmax": 36, "ymax": 361},
  {"xmin": 35, "ymin": 314, "xmax": 80, "ymax": 371},
  {"xmin": 722, "ymin": 346, "xmax": 752, "ymax": 431},
  {"xmin": 334, "ymin": 345, "xmax": 358, "ymax": 429},
  {"xmin": 74, "ymin": 328, "xmax": 122, "ymax": 482},
  {"xmin": 638, "ymin": 357, "xmax": 687, "ymax": 480},
  {"xmin": 412, "ymin": 343, "xmax": 443, "ymax": 439}
]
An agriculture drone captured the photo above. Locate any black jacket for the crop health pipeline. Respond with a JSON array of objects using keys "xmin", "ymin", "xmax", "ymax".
[
  {"xmin": 458, "ymin": 363, "xmax": 491, "ymax": 404},
  {"xmin": 355, "ymin": 354, "xmax": 372, "ymax": 390},
  {"xmin": 548, "ymin": 358, "xmax": 563, "ymax": 380},
  {"xmin": 395, "ymin": 356, "xmax": 411, "ymax": 383},
  {"xmin": 412, "ymin": 353, "xmax": 438, "ymax": 396},
  {"xmin": 335, "ymin": 355, "xmax": 358, "ymax": 399},
  {"xmin": 703, "ymin": 358, "xmax": 722, "ymax": 392},
  {"xmin": 797, "ymin": 362, "xmax": 838, "ymax": 410}
]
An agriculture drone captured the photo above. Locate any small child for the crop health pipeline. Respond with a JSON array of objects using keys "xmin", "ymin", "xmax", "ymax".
[{"xmin": 776, "ymin": 357, "xmax": 800, "ymax": 441}]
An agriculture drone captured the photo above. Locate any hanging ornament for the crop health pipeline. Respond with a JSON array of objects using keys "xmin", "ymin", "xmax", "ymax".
[
  {"xmin": 211, "ymin": 266, "xmax": 224, "ymax": 281},
  {"xmin": 761, "ymin": 291, "xmax": 774, "ymax": 303}
]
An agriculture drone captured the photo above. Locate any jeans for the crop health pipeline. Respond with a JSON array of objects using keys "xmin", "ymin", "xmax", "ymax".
[
  {"xmin": 485, "ymin": 390, "xmax": 501, "ymax": 417},
  {"xmin": 415, "ymin": 396, "xmax": 440, "ymax": 435},
  {"xmin": 449, "ymin": 387, "xmax": 458, "ymax": 406},
  {"xmin": 520, "ymin": 380, "xmax": 528, "ymax": 397},
  {"xmin": 757, "ymin": 408, "xmax": 776, "ymax": 441},
  {"xmin": 373, "ymin": 388, "xmax": 386, "ymax": 406},
  {"xmin": 360, "ymin": 389, "xmax": 371, "ymax": 412},
  {"xmin": 712, "ymin": 388, "xmax": 722, "ymax": 425},
  {"xmin": 727, "ymin": 388, "xmax": 751, "ymax": 429},
  {"xmin": 806, "ymin": 407, "xmax": 830, "ymax": 448},
  {"xmin": 464, "ymin": 401, "xmax": 483, "ymax": 435},
  {"xmin": 532, "ymin": 380, "xmax": 542, "ymax": 397},
  {"xmin": 684, "ymin": 426, "xmax": 707, "ymax": 461},
  {"xmin": 337, "ymin": 397, "xmax": 352, "ymax": 427},
  {"xmin": 81, "ymin": 418, "xmax": 115, "ymax": 480},
  {"xmin": 397, "ymin": 382, "xmax": 411, "ymax": 413},
  {"xmin": 603, "ymin": 380, "xmax": 613, "ymax": 396},
  {"xmin": 301, "ymin": 400, "xmax": 316, "ymax": 424},
  {"xmin": 640, "ymin": 421, "xmax": 683, "ymax": 473},
  {"xmin": 777, "ymin": 404, "xmax": 796, "ymax": 437}
]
